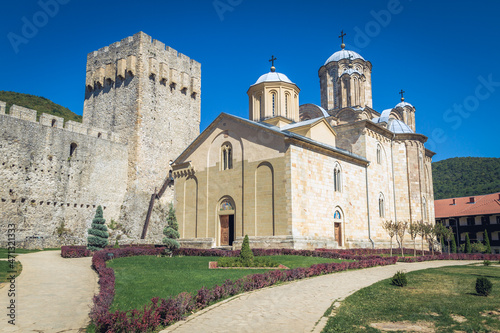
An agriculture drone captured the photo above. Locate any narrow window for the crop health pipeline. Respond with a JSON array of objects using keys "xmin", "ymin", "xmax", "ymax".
[
  {"xmin": 379, "ymin": 195, "xmax": 385, "ymax": 217},
  {"xmin": 69, "ymin": 143, "xmax": 77, "ymax": 157},
  {"xmin": 272, "ymin": 92, "xmax": 276, "ymax": 117},
  {"xmin": 259, "ymin": 95, "xmax": 263, "ymax": 119},
  {"xmin": 376, "ymin": 145, "xmax": 381, "ymax": 164},
  {"xmin": 467, "ymin": 217, "xmax": 474, "ymax": 226},
  {"xmin": 51, "ymin": 119, "xmax": 57, "ymax": 127},
  {"xmin": 285, "ymin": 93, "xmax": 289, "ymax": 118},
  {"xmin": 334, "ymin": 164, "xmax": 342, "ymax": 192},
  {"xmin": 221, "ymin": 143, "xmax": 232, "ymax": 170},
  {"xmin": 422, "ymin": 197, "xmax": 427, "ymax": 220}
]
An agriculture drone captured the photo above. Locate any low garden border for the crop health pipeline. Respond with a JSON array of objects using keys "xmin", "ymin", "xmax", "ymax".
[{"xmin": 60, "ymin": 246, "xmax": 500, "ymax": 333}]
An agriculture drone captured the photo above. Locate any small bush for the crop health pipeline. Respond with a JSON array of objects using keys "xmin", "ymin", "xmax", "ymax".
[
  {"xmin": 483, "ymin": 260, "xmax": 491, "ymax": 266},
  {"xmin": 391, "ymin": 270, "xmax": 408, "ymax": 287},
  {"xmin": 240, "ymin": 235, "xmax": 254, "ymax": 265},
  {"xmin": 475, "ymin": 277, "xmax": 492, "ymax": 296}
]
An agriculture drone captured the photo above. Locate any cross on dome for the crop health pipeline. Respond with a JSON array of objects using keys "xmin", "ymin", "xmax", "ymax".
[
  {"xmin": 399, "ymin": 89, "xmax": 405, "ymax": 101},
  {"xmin": 269, "ymin": 55, "xmax": 277, "ymax": 72},
  {"xmin": 339, "ymin": 30, "xmax": 346, "ymax": 49}
]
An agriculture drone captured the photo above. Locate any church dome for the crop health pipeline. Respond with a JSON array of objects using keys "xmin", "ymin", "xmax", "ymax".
[
  {"xmin": 324, "ymin": 49, "xmax": 365, "ymax": 66},
  {"xmin": 371, "ymin": 111, "xmax": 414, "ymax": 134},
  {"xmin": 253, "ymin": 71, "xmax": 294, "ymax": 85},
  {"xmin": 395, "ymin": 101, "xmax": 414, "ymax": 108}
]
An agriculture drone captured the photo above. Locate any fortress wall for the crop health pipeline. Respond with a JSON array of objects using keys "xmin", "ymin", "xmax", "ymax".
[{"xmin": 0, "ymin": 110, "xmax": 128, "ymax": 248}]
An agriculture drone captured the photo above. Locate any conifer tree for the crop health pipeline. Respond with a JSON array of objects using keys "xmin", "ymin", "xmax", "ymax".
[
  {"xmin": 87, "ymin": 206, "xmax": 109, "ymax": 251},
  {"xmin": 484, "ymin": 230, "xmax": 492, "ymax": 254},
  {"xmin": 240, "ymin": 235, "xmax": 254, "ymax": 265},
  {"xmin": 162, "ymin": 203, "xmax": 180, "ymax": 252},
  {"xmin": 451, "ymin": 235, "xmax": 457, "ymax": 253},
  {"xmin": 465, "ymin": 233, "xmax": 472, "ymax": 253}
]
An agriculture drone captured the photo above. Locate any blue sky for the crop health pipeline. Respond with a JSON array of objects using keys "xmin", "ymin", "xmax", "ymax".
[{"xmin": 1, "ymin": 0, "xmax": 499, "ymax": 162}]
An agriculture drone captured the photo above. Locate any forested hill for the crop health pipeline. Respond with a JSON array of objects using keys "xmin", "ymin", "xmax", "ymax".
[
  {"xmin": 432, "ymin": 157, "xmax": 500, "ymax": 200},
  {"xmin": 0, "ymin": 91, "xmax": 82, "ymax": 123}
]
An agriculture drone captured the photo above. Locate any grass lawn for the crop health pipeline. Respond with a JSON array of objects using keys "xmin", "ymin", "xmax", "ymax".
[
  {"xmin": 0, "ymin": 248, "xmax": 60, "ymax": 259},
  {"xmin": 0, "ymin": 261, "xmax": 22, "ymax": 283},
  {"xmin": 108, "ymin": 255, "xmax": 348, "ymax": 312},
  {"xmin": 322, "ymin": 265, "xmax": 500, "ymax": 332}
]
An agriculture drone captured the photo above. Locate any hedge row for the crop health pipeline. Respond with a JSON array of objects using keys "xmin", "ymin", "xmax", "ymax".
[
  {"xmin": 398, "ymin": 253, "xmax": 500, "ymax": 262},
  {"xmin": 90, "ymin": 252, "xmax": 398, "ymax": 332}
]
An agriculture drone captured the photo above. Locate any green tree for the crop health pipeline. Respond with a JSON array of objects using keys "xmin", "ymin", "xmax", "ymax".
[
  {"xmin": 408, "ymin": 220, "xmax": 419, "ymax": 257},
  {"xmin": 395, "ymin": 221, "xmax": 408, "ymax": 257},
  {"xmin": 484, "ymin": 230, "xmax": 492, "ymax": 254},
  {"xmin": 451, "ymin": 235, "xmax": 457, "ymax": 253},
  {"xmin": 240, "ymin": 235, "xmax": 254, "ymax": 265},
  {"xmin": 444, "ymin": 227, "xmax": 454, "ymax": 255},
  {"xmin": 382, "ymin": 220, "xmax": 396, "ymax": 256},
  {"xmin": 465, "ymin": 233, "xmax": 472, "ymax": 253},
  {"xmin": 162, "ymin": 203, "xmax": 180, "ymax": 252},
  {"xmin": 87, "ymin": 206, "xmax": 109, "ymax": 251}
]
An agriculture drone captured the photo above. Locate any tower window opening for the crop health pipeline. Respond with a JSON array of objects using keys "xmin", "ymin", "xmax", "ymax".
[
  {"xmin": 69, "ymin": 143, "xmax": 78, "ymax": 157},
  {"xmin": 272, "ymin": 92, "xmax": 276, "ymax": 117},
  {"xmin": 51, "ymin": 119, "xmax": 57, "ymax": 127}
]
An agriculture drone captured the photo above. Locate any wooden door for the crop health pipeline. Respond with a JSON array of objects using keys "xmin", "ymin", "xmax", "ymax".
[
  {"xmin": 220, "ymin": 215, "xmax": 229, "ymax": 246},
  {"xmin": 334, "ymin": 223, "xmax": 342, "ymax": 246}
]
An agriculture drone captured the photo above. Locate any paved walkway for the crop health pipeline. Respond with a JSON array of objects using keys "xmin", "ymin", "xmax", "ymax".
[
  {"xmin": 0, "ymin": 250, "xmax": 98, "ymax": 333},
  {"xmin": 161, "ymin": 260, "xmax": 477, "ymax": 333}
]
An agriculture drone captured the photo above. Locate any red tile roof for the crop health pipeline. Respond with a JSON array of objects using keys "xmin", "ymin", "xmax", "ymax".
[{"xmin": 435, "ymin": 192, "xmax": 500, "ymax": 219}]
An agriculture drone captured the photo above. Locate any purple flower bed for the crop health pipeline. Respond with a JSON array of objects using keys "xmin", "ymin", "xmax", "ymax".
[
  {"xmin": 89, "ymin": 250, "xmax": 398, "ymax": 332},
  {"xmin": 398, "ymin": 253, "xmax": 500, "ymax": 262},
  {"xmin": 61, "ymin": 246, "xmax": 91, "ymax": 258},
  {"xmin": 76, "ymin": 246, "xmax": 499, "ymax": 332}
]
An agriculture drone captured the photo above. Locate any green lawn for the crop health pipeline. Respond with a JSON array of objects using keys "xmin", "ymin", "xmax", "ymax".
[
  {"xmin": 322, "ymin": 265, "xmax": 500, "ymax": 332},
  {"xmin": 108, "ymin": 255, "xmax": 348, "ymax": 312},
  {"xmin": 0, "ymin": 248, "xmax": 60, "ymax": 259},
  {"xmin": 0, "ymin": 261, "xmax": 22, "ymax": 283}
]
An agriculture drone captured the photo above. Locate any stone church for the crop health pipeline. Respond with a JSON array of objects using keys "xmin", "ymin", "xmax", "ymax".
[{"xmin": 173, "ymin": 41, "xmax": 435, "ymax": 249}]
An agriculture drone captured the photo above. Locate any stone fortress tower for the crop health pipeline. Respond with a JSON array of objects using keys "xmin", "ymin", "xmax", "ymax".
[{"xmin": 0, "ymin": 32, "xmax": 200, "ymax": 247}]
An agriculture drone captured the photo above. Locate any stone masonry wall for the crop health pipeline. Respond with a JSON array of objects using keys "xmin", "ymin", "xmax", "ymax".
[
  {"xmin": 83, "ymin": 32, "xmax": 201, "ymax": 241},
  {"xmin": 0, "ymin": 106, "xmax": 128, "ymax": 248}
]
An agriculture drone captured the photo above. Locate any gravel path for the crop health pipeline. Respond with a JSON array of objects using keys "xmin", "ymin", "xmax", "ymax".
[
  {"xmin": 161, "ymin": 260, "xmax": 477, "ymax": 333},
  {"xmin": 0, "ymin": 250, "xmax": 98, "ymax": 332}
]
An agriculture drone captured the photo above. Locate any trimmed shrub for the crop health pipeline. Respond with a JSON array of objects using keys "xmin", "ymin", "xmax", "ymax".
[
  {"xmin": 451, "ymin": 236, "xmax": 457, "ymax": 254},
  {"xmin": 391, "ymin": 270, "xmax": 408, "ymax": 287},
  {"xmin": 61, "ymin": 246, "xmax": 91, "ymax": 258},
  {"xmin": 240, "ymin": 235, "xmax": 254, "ymax": 265},
  {"xmin": 162, "ymin": 203, "xmax": 180, "ymax": 252},
  {"xmin": 483, "ymin": 260, "xmax": 491, "ymax": 266},
  {"xmin": 87, "ymin": 206, "xmax": 109, "ymax": 252},
  {"xmin": 475, "ymin": 277, "xmax": 493, "ymax": 296}
]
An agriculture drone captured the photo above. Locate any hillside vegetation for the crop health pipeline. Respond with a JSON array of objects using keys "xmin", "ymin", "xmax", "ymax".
[
  {"xmin": 432, "ymin": 157, "xmax": 500, "ymax": 199},
  {"xmin": 0, "ymin": 91, "xmax": 82, "ymax": 123}
]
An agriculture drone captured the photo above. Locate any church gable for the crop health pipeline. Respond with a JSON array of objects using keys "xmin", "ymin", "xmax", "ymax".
[{"xmin": 285, "ymin": 118, "xmax": 337, "ymax": 147}]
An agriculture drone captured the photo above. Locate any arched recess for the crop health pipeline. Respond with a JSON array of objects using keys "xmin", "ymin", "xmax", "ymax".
[
  {"xmin": 183, "ymin": 176, "xmax": 198, "ymax": 238},
  {"xmin": 378, "ymin": 193, "xmax": 385, "ymax": 218},
  {"xmin": 255, "ymin": 162, "xmax": 274, "ymax": 236},
  {"xmin": 333, "ymin": 206, "xmax": 345, "ymax": 247},
  {"xmin": 333, "ymin": 162, "xmax": 342, "ymax": 192},
  {"xmin": 217, "ymin": 196, "xmax": 236, "ymax": 246}
]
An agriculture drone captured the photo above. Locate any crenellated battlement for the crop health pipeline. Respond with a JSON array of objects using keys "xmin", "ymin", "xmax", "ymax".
[
  {"xmin": 0, "ymin": 102, "xmax": 121, "ymax": 143},
  {"xmin": 85, "ymin": 32, "xmax": 201, "ymax": 95}
]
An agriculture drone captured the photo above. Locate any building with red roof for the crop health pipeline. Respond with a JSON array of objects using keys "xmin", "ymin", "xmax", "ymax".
[{"xmin": 435, "ymin": 192, "xmax": 500, "ymax": 253}]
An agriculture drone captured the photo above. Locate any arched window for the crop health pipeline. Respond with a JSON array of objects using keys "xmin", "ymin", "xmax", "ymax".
[
  {"xmin": 376, "ymin": 144, "xmax": 381, "ymax": 164},
  {"xmin": 334, "ymin": 164, "xmax": 342, "ymax": 192},
  {"xmin": 221, "ymin": 142, "xmax": 233, "ymax": 170},
  {"xmin": 69, "ymin": 143, "xmax": 77, "ymax": 157},
  {"xmin": 51, "ymin": 119, "xmax": 57, "ymax": 127},
  {"xmin": 271, "ymin": 92, "xmax": 276, "ymax": 117},
  {"xmin": 379, "ymin": 194, "xmax": 385, "ymax": 217},
  {"xmin": 285, "ymin": 93, "xmax": 290, "ymax": 118},
  {"xmin": 333, "ymin": 210, "xmax": 341, "ymax": 219},
  {"xmin": 259, "ymin": 95, "xmax": 263, "ymax": 119},
  {"xmin": 422, "ymin": 196, "xmax": 427, "ymax": 220}
]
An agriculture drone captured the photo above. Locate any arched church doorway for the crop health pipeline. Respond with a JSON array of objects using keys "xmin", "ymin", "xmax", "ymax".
[{"xmin": 219, "ymin": 198, "xmax": 235, "ymax": 246}]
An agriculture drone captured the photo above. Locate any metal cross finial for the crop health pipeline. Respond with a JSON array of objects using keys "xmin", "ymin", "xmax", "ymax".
[
  {"xmin": 269, "ymin": 55, "xmax": 277, "ymax": 67},
  {"xmin": 399, "ymin": 89, "xmax": 405, "ymax": 101},
  {"xmin": 339, "ymin": 30, "xmax": 346, "ymax": 44},
  {"xmin": 339, "ymin": 30, "xmax": 346, "ymax": 49}
]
